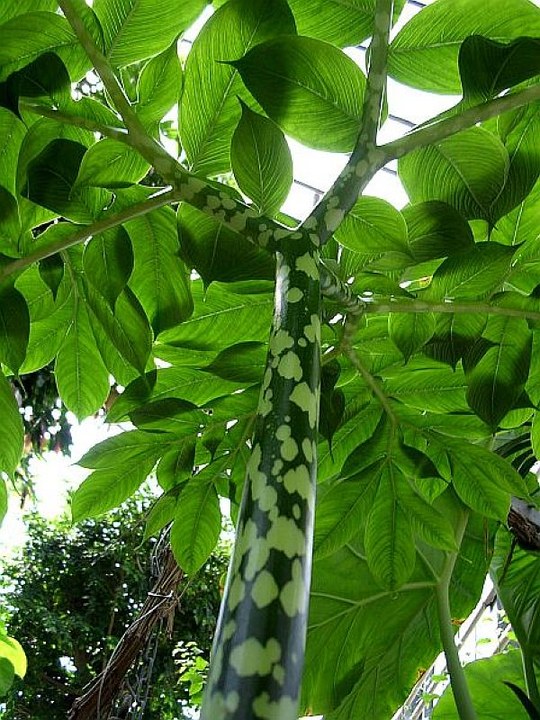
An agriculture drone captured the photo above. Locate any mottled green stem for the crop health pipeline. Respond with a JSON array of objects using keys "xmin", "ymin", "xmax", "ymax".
[
  {"xmin": 381, "ymin": 83, "xmax": 540, "ymax": 163},
  {"xmin": 201, "ymin": 235, "xmax": 321, "ymax": 720},
  {"xmin": 320, "ymin": 268, "xmax": 540, "ymax": 323},
  {"xmin": 436, "ymin": 510, "xmax": 477, "ymax": 720},
  {"xmin": 57, "ymin": 0, "xmax": 285, "ymax": 250},
  {"xmin": 302, "ymin": 0, "xmax": 393, "ymax": 245},
  {"xmin": 0, "ymin": 189, "xmax": 177, "ymax": 282}
]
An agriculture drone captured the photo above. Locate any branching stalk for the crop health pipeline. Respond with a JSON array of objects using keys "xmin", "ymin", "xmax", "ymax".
[
  {"xmin": 435, "ymin": 510, "xmax": 477, "ymax": 720},
  {"xmin": 302, "ymin": 0, "xmax": 394, "ymax": 245},
  {"xmin": 19, "ymin": 102, "xmax": 128, "ymax": 142},
  {"xmin": 345, "ymin": 342, "xmax": 397, "ymax": 428}
]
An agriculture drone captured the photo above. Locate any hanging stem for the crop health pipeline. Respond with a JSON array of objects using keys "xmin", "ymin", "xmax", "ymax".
[
  {"xmin": 435, "ymin": 510, "xmax": 478, "ymax": 720},
  {"xmin": 201, "ymin": 234, "xmax": 321, "ymax": 720}
]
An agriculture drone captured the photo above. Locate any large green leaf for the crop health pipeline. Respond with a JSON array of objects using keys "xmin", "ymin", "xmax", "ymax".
[
  {"xmin": 232, "ymin": 36, "xmax": 366, "ymax": 152},
  {"xmin": 177, "ymin": 203, "xmax": 276, "ymax": 286},
  {"xmin": 170, "ymin": 479, "xmax": 222, "ymax": 573},
  {"xmin": 381, "ymin": 360, "xmax": 469, "ymax": 414},
  {"xmin": 79, "ymin": 429, "xmax": 170, "ymax": 470},
  {"xmin": 93, "ymin": 0, "xmax": 207, "ymax": 67},
  {"xmin": 465, "ymin": 316, "xmax": 532, "ymax": 427},
  {"xmin": 492, "ymin": 530, "xmax": 540, "ymax": 669},
  {"xmin": 158, "ymin": 281, "xmax": 274, "ymax": 351},
  {"xmin": 433, "ymin": 650, "xmax": 531, "ymax": 719},
  {"xmin": 403, "ymin": 201, "xmax": 474, "ymax": 262},
  {"xmin": 425, "ymin": 313, "xmax": 487, "ymax": 368},
  {"xmin": 85, "ymin": 284, "xmax": 153, "ymax": 379},
  {"xmin": 0, "ymin": 634, "xmax": 26, "ymax": 687},
  {"xmin": 55, "ymin": 295, "xmax": 110, "ymax": 420},
  {"xmin": 388, "ymin": 0, "xmax": 540, "ymax": 93},
  {"xmin": 0, "ymin": 283, "xmax": 29, "ymax": 374},
  {"xmin": 23, "ymin": 139, "xmax": 109, "ymax": 223},
  {"xmin": 303, "ymin": 499, "xmax": 492, "ymax": 717},
  {"xmin": 180, "ymin": 0, "xmax": 296, "ymax": 175},
  {"xmin": 136, "ymin": 43, "xmax": 182, "ymax": 126},
  {"xmin": 389, "ymin": 312, "xmax": 436, "ymax": 361},
  {"xmin": 83, "ymin": 227, "xmax": 134, "ymax": 308},
  {"xmin": 0, "ymin": 0, "xmax": 56, "ymax": 24},
  {"xmin": 335, "ymin": 196, "xmax": 410, "ymax": 273},
  {"xmin": 0, "ymin": 188, "xmax": 20, "ymax": 256},
  {"xmin": 231, "ymin": 101, "xmax": 293, "ymax": 217},
  {"xmin": 75, "ymin": 139, "xmax": 150, "ymax": 189},
  {"xmin": 399, "ymin": 127, "xmax": 510, "ymax": 224},
  {"xmin": 125, "ymin": 206, "xmax": 193, "ymax": 336},
  {"xmin": 459, "ymin": 36, "xmax": 540, "ymax": 107},
  {"xmin": 287, "ymin": 0, "xmax": 406, "ymax": 48},
  {"xmin": 424, "ymin": 242, "xmax": 514, "ymax": 301},
  {"xmin": 0, "ymin": 11, "xmax": 90, "ymax": 82},
  {"xmin": 0, "ymin": 371, "xmax": 23, "ymax": 477},
  {"xmin": 0, "ymin": 107, "xmax": 26, "ymax": 196}
]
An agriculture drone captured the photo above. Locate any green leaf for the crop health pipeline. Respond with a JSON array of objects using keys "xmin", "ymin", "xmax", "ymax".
[
  {"xmin": 399, "ymin": 127, "xmax": 509, "ymax": 224},
  {"xmin": 23, "ymin": 139, "xmax": 109, "ymax": 223},
  {"xmin": 0, "ymin": 477, "xmax": 6, "ymax": 525},
  {"xmin": 0, "ymin": 635, "xmax": 25, "ymax": 680},
  {"xmin": 0, "ymin": 0, "xmax": 57, "ymax": 24},
  {"xmin": 0, "ymin": 11, "xmax": 90, "ymax": 82},
  {"xmin": 170, "ymin": 479, "xmax": 221, "ymax": 574},
  {"xmin": 72, "ymin": 457, "xmax": 158, "ymax": 521},
  {"xmin": 55, "ymin": 299, "xmax": 110, "ymax": 419},
  {"xmin": 75, "ymin": 139, "xmax": 150, "ymax": 188},
  {"xmin": 83, "ymin": 227, "xmax": 133, "ymax": 308},
  {"xmin": 381, "ymin": 360, "xmax": 469, "ymax": 414},
  {"xmin": 8, "ymin": 52, "xmax": 71, "ymax": 126},
  {"xmin": 433, "ymin": 650, "xmax": 531, "ymax": 719},
  {"xmin": 125, "ymin": 206, "xmax": 193, "ymax": 335},
  {"xmin": 136, "ymin": 43, "xmax": 182, "ymax": 126},
  {"xmin": 459, "ymin": 36, "xmax": 540, "ymax": 106},
  {"xmin": 93, "ymin": 0, "xmax": 207, "ymax": 67},
  {"xmin": 389, "ymin": 312, "xmax": 436, "ymax": 361},
  {"xmin": 466, "ymin": 316, "xmax": 532, "ymax": 427},
  {"xmin": 107, "ymin": 366, "xmax": 247, "ymax": 422},
  {"xmin": 0, "ymin": 371, "xmax": 23, "ymax": 477},
  {"xmin": 0, "ymin": 188, "xmax": 20, "ymax": 255},
  {"xmin": 38, "ymin": 255, "xmax": 64, "ymax": 301},
  {"xmin": 157, "ymin": 442, "xmax": 196, "ymax": 491},
  {"xmin": 177, "ymin": 203, "xmax": 275, "ymax": 286},
  {"xmin": 425, "ymin": 313, "xmax": 487, "ymax": 368},
  {"xmin": 398, "ymin": 481, "xmax": 457, "ymax": 552},
  {"xmin": 403, "ymin": 201, "xmax": 474, "ymax": 262},
  {"xmin": 287, "ymin": 0, "xmax": 406, "ymax": 48},
  {"xmin": 180, "ymin": 0, "xmax": 296, "ymax": 175},
  {"xmin": 85, "ymin": 284, "xmax": 153, "ymax": 378},
  {"xmin": 144, "ymin": 492, "xmax": 177, "ymax": 540},
  {"xmin": 79, "ymin": 429, "xmax": 168, "ymax": 470},
  {"xmin": 0, "ymin": 658, "xmax": 14, "ymax": 697},
  {"xmin": 335, "ymin": 196, "xmax": 410, "ymax": 273},
  {"xmin": 232, "ymin": 36, "xmax": 366, "ymax": 152},
  {"xmin": 0, "ymin": 283, "xmax": 29, "ymax": 374},
  {"xmin": 365, "ymin": 466, "xmax": 416, "ymax": 590},
  {"xmin": 0, "ymin": 107, "xmax": 26, "ymax": 196},
  {"xmin": 388, "ymin": 0, "xmax": 540, "ymax": 93},
  {"xmin": 231, "ymin": 101, "xmax": 293, "ymax": 216},
  {"xmin": 424, "ymin": 242, "xmax": 514, "ymax": 301},
  {"xmin": 447, "ymin": 440, "xmax": 526, "ymax": 520},
  {"xmin": 204, "ymin": 342, "xmax": 266, "ymax": 383},
  {"xmin": 158, "ymin": 281, "xmax": 274, "ymax": 350}
]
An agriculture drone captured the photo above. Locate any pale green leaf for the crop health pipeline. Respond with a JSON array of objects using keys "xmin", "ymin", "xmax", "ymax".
[
  {"xmin": 170, "ymin": 480, "xmax": 221, "ymax": 573},
  {"xmin": 136, "ymin": 43, "xmax": 182, "ymax": 126},
  {"xmin": 180, "ymin": 0, "xmax": 296, "ymax": 175},
  {"xmin": 403, "ymin": 201, "xmax": 474, "ymax": 262},
  {"xmin": 125, "ymin": 206, "xmax": 193, "ymax": 335},
  {"xmin": 79, "ymin": 429, "xmax": 170, "ymax": 470},
  {"xmin": 75, "ymin": 139, "xmax": 150, "ymax": 188},
  {"xmin": 399, "ymin": 128, "xmax": 509, "ymax": 224},
  {"xmin": 0, "ymin": 636, "xmax": 26, "ymax": 679},
  {"xmin": 389, "ymin": 312, "xmax": 436, "ymax": 360},
  {"xmin": 83, "ymin": 227, "xmax": 134, "ymax": 308},
  {"xmin": 93, "ymin": 0, "xmax": 206, "ymax": 67},
  {"xmin": 144, "ymin": 492, "xmax": 177, "ymax": 540},
  {"xmin": 55, "ymin": 301, "xmax": 110, "ymax": 419},
  {"xmin": 0, "ymin": 371, "xmax": 23, "ymax": 477},
  {"xmin": 231, "ymin": 101, "xmax": 293, "ymax": 217},
  {"xmin": 388, "ymin": 0, "xmax": 540, "ymax": 93},
  {"xmin": 0, "ymin": 108, "xmax": 26, "ymax": 196},
  {"xmin": 381, "ymin": 360, "xmax": 469, "ymax": 414}
]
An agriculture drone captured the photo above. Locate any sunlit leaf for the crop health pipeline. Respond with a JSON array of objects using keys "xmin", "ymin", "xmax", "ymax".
[{"xmin": 0, "ymin": 371, "xmax": 24, "ymax": 477}]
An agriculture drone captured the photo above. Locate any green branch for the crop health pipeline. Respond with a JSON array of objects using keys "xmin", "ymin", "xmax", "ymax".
[
  {"xmin": 301, "ymin": 0, "xmax": 393, "ymax": 245},
  {"xmin": 345, "ymin": 342, "xmax": 397, "ymax": 428},
  {"xmin": 436, "ymin": 510, "xmax": 478, "ymax": 720},
  {"xmin": 19, "ymin": 101, "xmax": 129, "ymax": 143},
  {"xmin": 0, "ymin": 189, "xmax": 178, "ymax": 282},
  {"xmin": 381, "ymin": 83, "xmax": 540, "ymax": 162},
  {"xmin": 320, "ymin": 269, "xmax": 540, "ymax": 323},
  {"xmin": 57, "ymin": 0, "xmax": 284, "ymax": 251}
]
